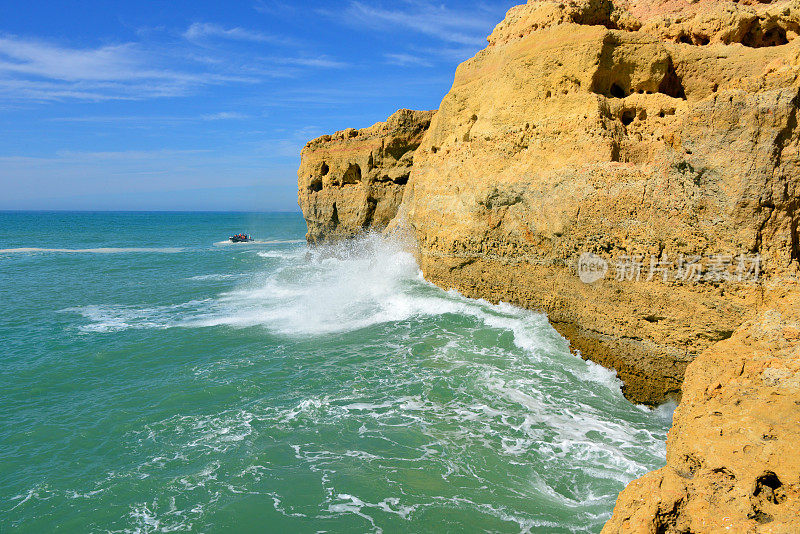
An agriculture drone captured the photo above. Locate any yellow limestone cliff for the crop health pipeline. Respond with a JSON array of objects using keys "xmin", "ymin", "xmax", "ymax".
[
  {"xmin": 604, "ymin": 290, "xmax": 800, "ymax": 533},
  {"xmin": 297, "ymin": 0, "xmax": 800, "ymax": 530},
  {"xmin": 298, "ymin": 109, "xmax": 434, "ymax": 243},
  {"xmin": 395, "ymin": 0, "xmax": 800, "ymax": 407}
]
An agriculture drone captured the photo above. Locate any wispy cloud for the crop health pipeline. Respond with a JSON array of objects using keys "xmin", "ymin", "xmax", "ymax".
[
  {"xmin": 266, "ymin": 56, "xmax": 348, "ymax": 69},
  {"xmin": 0, "ymin": 23, "xmax": 342, "ymax": 103},
  {"xmin": 401, "ymin": 44, "xmax": 487, "ymax": 65},
  {"xmin": 200, "ymin": 111, "xmax": 250, "ymax": 120},
  {"xmin": 182, "ymin": 22, "xmax": 279, "ymax": 44},
  {"xmin": 340, "ymin": 1, "xmax": 497, "ymax": 46},
  {"xmin": 0, "ymin": 37, "xmax": 154, "ymax": 81},
  {"xmin": 50, "ymin": 148, "xmax": 209, "ymax": 161},
  {"xmin": 0, "ymin": 34, "xmax": 252, "ymax": 101},
  {"xmin": 384, "ymin": 53, "xmax": 433, "ymax": 68},
  {"xmin": 47, "ymin": 112, "xmax": 252, "ymax": 123},
  {"xmin": 253, "ymin": 1, "xmax": 297, "ymax": 16}
]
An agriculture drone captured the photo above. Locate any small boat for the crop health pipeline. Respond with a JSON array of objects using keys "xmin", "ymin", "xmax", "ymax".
[{"xmin": 229, "ymin": 234, "xmax": 253, "ymax": 243}]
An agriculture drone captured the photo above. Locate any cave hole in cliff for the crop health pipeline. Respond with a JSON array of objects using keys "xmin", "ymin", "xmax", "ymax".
[
  {"xmin": 620, "ymin": 109, "xmax": 636, "ymax": 126},
  {"xmin": 609, "ymin": 83, "xmax": 627, "ymax": 99},
  {"xmin": 658, "ymin": 59, "xmax": 687, "ymax": 100},
  {"xmin": 386, "ymin": 139, "xmax": 411, "ymax": 160},
  {"xmin": 342, "ymin": 163, "xmax": 362, "ymax": 185},
  {"xmin": 393, "ymin": 174, "xmax": 409, "ymax": 185},
  {"xmin": 653, "ymin": 499, "xmax": 686, "ymax": 534},
  {"xmin": 749, "ymin": 510, "xmax": 774, "ymax": 525},
  {"xmin": 754, "ymin": 472, "xmax": 785, "ymax": 504},
  {"xmin": 741, "ymin": 22, "xmax": 789, "ymax": 47},
  {"xmin": 330, "ymin": 202, "xmax": 339, "ymax": 227},
  {"xmin": 320, "ymin": 162, "xmax": 329, "ymax": 176},
  {"xmin": 308, "ymin": 177, "xmax": 323, "ymax": 193},
  {"xmin": 678, "ymin": 31, "xmax": 710, "ymax": 45}
]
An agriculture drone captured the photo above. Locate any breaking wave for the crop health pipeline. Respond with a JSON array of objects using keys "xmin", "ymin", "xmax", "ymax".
[
  {"xmin": 64, "ymin": 235, "xmax": 552, "ymax": 339},
  {"xmin": 43, "ymin": 233, "xmax": 672, "ymax": 532}
]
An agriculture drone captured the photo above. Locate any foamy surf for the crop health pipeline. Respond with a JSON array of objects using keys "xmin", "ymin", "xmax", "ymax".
[
  {"xmin": 212, "ymin": 239, "xmax": 305, "ymax": 246},
  {"xmin": 0, "ymin": 247, "xmax": 184, "ymax": 254},
  {"xmin": 187, "ymin": 274, "xmax": 248, "ymax": 281},
  {"xmin": 11, "ymin": 219, "xmax": 671, "ymax": 534},
  {"xmin": 64, "ymin": 234, "xmax": 659, "ymax": 405}
]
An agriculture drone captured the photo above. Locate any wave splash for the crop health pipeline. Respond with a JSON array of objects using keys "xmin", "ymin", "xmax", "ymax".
[
  {"xmin": 38, "ymin": 233, "xmax": 674, "ymax": 532},
  {"xmin": 64, "ymin": 234, "xmax": 455, "ymax": 335},
  {"xmin": 64, "ymin": 234, "xmax": 557, "ymax": 342},
  {"xmin": 62, "ymin": 234, "xmax": 647, "ymax": 405}
]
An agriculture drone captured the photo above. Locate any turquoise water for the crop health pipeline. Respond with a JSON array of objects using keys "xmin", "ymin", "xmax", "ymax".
[{"xmin": 0, "ymin": 212, "xmax": 670, "ymax": 533}]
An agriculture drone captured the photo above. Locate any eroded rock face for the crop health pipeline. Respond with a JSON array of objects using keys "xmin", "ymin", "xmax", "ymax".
[
  {"xmin": 297, "ymin": 109, "xmax": 435, "ymax": 243},
  {"xmin": 392, "ymin": 0, "xmax": 800, "ymax": 406},
  {"xmin": 603, "ymin": 290, "xmax": 800, "ymax": 533}
]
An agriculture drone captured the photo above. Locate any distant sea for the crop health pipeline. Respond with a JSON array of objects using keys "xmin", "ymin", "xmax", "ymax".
[{"xmin": 0, "ymin": 212, "xmax": 671, "ymax": 533}]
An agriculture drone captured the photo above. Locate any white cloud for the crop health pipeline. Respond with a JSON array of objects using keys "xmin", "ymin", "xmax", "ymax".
[
  {"xmin": 267, "ymin": 56, "xmax": 348, "ymax": 69},
  {"xmin": 183, "ymin": 22, "xmax": 279, "ymax": 43},
  {"xmin": 200, "ymin": 111, "xmax": 250, "ymax": 120},
  {"xmin": 253, "ymin": 1, "xmax": 296, "ymax": 16},
  {"xmin": 341, "ymin": 1, "xmax": 497, "ymax": 46},
  {"xmin": 384, "ymin": 53, "xmax": 433, "ymax": 67},
  {"xmin": 46, "ymin": 112, "xmax": 252, "ymax": 123},
  {"xmin": 0, "ymin": 38, "xmax": 153, "ymax": 82},
  {"xmin": 0, "ymin": 34, "xmax": 253, "ymax": 101}
]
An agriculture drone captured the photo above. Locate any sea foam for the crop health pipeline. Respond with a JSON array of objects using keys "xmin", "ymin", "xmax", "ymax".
[
  {"xmin": 13, "ymin": 229, "xmax": 673, "ymax": 533},
  {"xmin": 0, "ymin": 247, "xmax": 184, "ymax": 254}
]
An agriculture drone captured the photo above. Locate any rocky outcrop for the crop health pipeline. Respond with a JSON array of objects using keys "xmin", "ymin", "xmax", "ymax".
[
  {"xmin": 391, "ymin": 0, "xmax": 800, "ymax": 406},
  {"xmin": 603, "ymin": 290, "xmax": 800, "ymax": 533},
  {"xmin": 297, "ymin": 109, "xmax": 434, "ymax": 243}
]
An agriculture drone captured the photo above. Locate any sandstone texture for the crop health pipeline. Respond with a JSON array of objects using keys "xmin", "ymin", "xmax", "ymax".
[
  {"xmin": 604, "ymin": 290, "xmax": 800, "ymax": 533},
  {"xmin": 297, "ymin": 1, "xmax": 800, "ymax": 530},
  {"xmin": 298, "ymin": 109, "xmax": 434, "ymax": 243}
]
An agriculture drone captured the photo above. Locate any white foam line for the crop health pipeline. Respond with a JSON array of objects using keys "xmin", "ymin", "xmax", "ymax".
[
  {"xmin": 212, "ymin": 239, "xmax": 305, "ymax": 246},
  {"xmin": 187, "ymin": 274, "xmax": 246, "ymax": 281},
  {"xmin": 0, "ymin": 247, "xmax": 184, "ymax": 254}
]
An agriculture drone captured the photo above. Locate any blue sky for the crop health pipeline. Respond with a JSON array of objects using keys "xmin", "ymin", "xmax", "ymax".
[{"xmin": 0, "ymin": 0, "xmax": 519, "ymax": 211}]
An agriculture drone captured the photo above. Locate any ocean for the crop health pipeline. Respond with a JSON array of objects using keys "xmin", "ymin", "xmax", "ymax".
[{"xmin": 0, "ymin": 212, "xmax": 671, "ymax": 533}]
